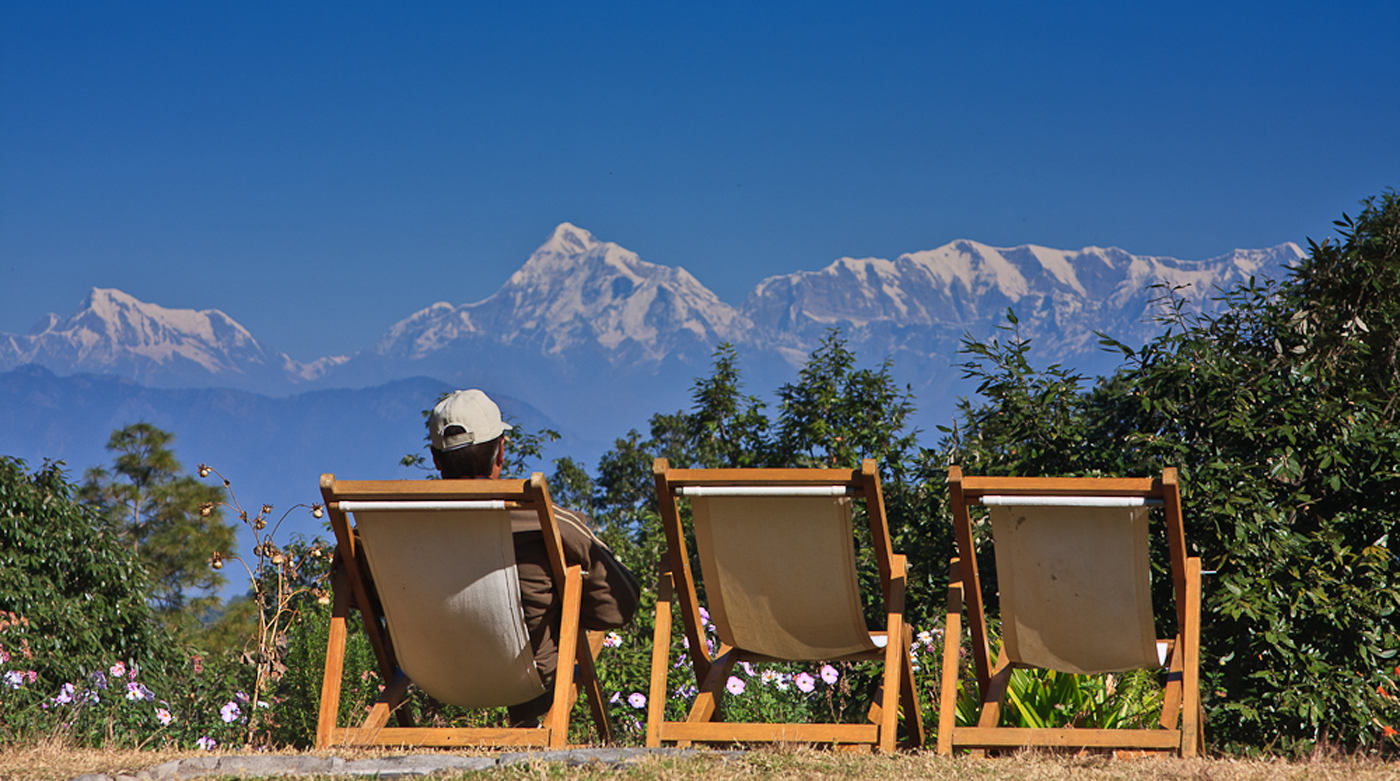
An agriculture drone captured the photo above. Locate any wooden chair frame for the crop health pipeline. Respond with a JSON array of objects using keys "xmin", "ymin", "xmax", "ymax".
[
  {"xmin": 646, "ymin": 458, "xmax": 925, "ymax": 753},
  {"xmin": 937, "ymin": 466, "xmax": 1202, "ymax": 757},
  {"xmin": 316, "ymin": 473, "xmax": 612, "ymax": 749}
]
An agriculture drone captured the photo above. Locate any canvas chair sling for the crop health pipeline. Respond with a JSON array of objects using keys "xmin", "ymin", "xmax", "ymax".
[
  {"xmin": 646, "ymin": 459, "xmax": 925, "ymax": 753},
  {"xmin": 936, "ymin": 467, "xmax": 1203, "ymax": 757},
  {"xmin": 316, "ymin": 473, "xmax": 612, "ymax": 749}
]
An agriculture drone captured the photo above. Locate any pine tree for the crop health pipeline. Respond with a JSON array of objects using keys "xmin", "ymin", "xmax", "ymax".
[{"xmin": 78, "ymin": 423, "xmax": 236, "ymax": 635}]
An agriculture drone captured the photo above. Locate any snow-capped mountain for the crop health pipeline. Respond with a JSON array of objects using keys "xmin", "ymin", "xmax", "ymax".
[
  {"xmin": 0, "ymin": 288, "xmax": 343, "ymax": 391},
  {"xmin": 742, "ymin": 241, "xmax": 1304, "ymax": 358},
  {"xmin": 0, "ymin": 225, "xmax": 1302, "ymax": 443},
  {"xmin": 374, "ymin": 223, "xmax": 751, "ymax": 367}
]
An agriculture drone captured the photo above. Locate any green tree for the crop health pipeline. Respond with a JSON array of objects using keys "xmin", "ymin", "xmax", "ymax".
[
  {"xmin": 0, "ymin": 456, "xmax": 174, "ymax": 687},
  {"xmin": 944, "ymin": 189, "xmax": 1400, "ymax": 753},
  {"xmin": 78, "ymin": 423, "xmax": 236, "ymax": 634},
  {"xmin": 775, "ymin": 331, "xmax": 918, "ymax": 476}
]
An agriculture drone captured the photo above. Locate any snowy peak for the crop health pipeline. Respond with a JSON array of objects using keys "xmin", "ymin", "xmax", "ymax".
[
  {"xmin": 68, "ymin": 288, "xmax": 261, "ymax": 359},
  {"xmin": 3, "ymin": 231, "xmax": 1303, "ymax": 396},
  {"xmin": 0, "ymin": 287, "xmax": 325, "ymax": 389},
  {"xmin": 742, "ymin": 240, "xmax": 1305, "ymax": 354},
  {"xmin": 376, "ymin": 223, "xmax": 750, "ymax": 364}
]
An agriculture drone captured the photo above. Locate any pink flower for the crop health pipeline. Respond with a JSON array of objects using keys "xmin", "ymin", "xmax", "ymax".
[
  {"xmin": 821, "ymin": 664, "xmax": 839, "ymax": 685},
  {"xmin": 197, "ymin": 736, "xmax": 217, "ymax": 750},
  {"xmin": 110, "ymin": 661, "xmax": 127, "ymax": 679},
  {"xmin": 603, "ymin": 631, "xmax": 622, "ymax": 648},
  {"xmin": 794, "ymin": 672, "xmax": 816, "ymax": 693},
  {"xmin": 726, "ymin": 676, "xmax": 746, "ymax": 695},
  {"xmin": 739, "ymin": 662, "xmax": 755, "ymax": 677},
  {"xmin": 54, "ymin": 682, "xmax": 76, "ymax": 704},
  {"xmin": 156, "ymin": 708, "xmax": 173, "ymax": 726},
  {"xmin": 628, "ymin": 692, "xmax": 647, "ymax": 709},
  {"xmin": 220, "ymin": 701, "xmax": 241, "ymax": 723},
  {"xmin": 125, "ymin": 681, "xmax": 154, "ymax": 701}
]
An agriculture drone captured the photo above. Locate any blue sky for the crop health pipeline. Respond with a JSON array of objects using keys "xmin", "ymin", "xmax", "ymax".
[{"xmin": 3, "ymin": 1, "xmax": 1397, "ymax": 361}]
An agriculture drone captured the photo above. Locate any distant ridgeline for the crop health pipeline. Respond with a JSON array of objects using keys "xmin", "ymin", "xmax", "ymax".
[{"xmin": 1, "ymin": 224, "xmax": 1298, "ymax": 550}]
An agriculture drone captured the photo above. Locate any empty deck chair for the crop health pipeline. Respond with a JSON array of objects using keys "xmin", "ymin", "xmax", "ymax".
[
  {"xmin": 937, "ymin": 466, "xmax": 1203, "ymax": 756},
  {"xmin": 316, "ymin": 473, "xmax": 611, "ymax": 748},
  {"xmin": 646, "ymin": 459, "xmax": 924, "ymax": 753}
]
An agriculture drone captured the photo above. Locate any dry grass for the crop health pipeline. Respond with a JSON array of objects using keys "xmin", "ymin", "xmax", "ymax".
[
  {"xmin": 2, "ymin": 743, "xmax": 1398, "ymax": 781},
  {"xmin": 0, "ymin": 741, "xmax": 414, "ymax": 781}
]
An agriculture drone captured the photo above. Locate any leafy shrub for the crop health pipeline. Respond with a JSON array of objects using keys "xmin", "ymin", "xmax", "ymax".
[
  {"xmin": 942, "ymin": 190, "xmax": 1400, "ymax": 753},
  {"xmin": 0, "ymin": 457, "xmax": 176, "ymax": 694}
]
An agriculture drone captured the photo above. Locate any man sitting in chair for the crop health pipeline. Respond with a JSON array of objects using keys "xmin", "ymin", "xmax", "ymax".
[{"xmin": 428, "ymin": 389, "xmax": 640, "ymax": 726}]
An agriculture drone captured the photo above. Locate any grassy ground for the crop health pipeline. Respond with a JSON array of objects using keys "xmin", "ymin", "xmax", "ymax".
[{"xmin": 4, "ymin": 744, "xmax": 1400, "ymax": 781}]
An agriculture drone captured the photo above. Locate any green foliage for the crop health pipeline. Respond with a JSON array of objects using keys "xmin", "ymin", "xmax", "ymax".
[
  {"xmin": 77, "ymin": 424, "xmax": 236, "ymax": 635},
  {"xmin": 944, "ymin": 189, "xmax": 1400, "ymax": 753},
  {"xmin": 555, "ymin": 334, "xmax": 933, "ymax": 739},
  {"xmin": 0, "ymin": 457, "xmax": 175, "ymax": 693},
  {"xmin": 776, "ymin": 332, "xmax": 918, "ymax": 475}
]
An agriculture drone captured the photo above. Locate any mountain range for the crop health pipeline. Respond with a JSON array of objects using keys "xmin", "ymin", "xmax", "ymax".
[
  {"xmin": 1, "ymin": 223, "xmax": 1301, "ymax": 553},
  {"xmin": 2, "ymin": 222, "xmax": 1301, "ymax": 405}
]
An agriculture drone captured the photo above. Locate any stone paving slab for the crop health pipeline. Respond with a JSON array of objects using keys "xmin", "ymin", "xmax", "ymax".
[{"xmin": 67, "ymin": 748, "xmax": 745, "ymax": 780}]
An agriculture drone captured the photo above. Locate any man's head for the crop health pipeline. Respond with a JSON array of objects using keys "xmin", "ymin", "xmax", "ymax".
[{"xmin": 427, "ymin": 389, "xmax": 513, "ymax": 479}]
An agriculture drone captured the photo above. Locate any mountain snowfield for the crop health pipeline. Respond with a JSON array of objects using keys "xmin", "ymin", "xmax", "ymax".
[
  {"xmin": 0, "ymin": 224, "xmax": 1304, "ymax": 397},
  {"xmin": 1, "ymin": 225, "xmax": 1304, "ymax": 556},
  {"xmin": 375, "ymin": 223, "xmax": 752, "ymax": 366},
  {"xmin": 0, "ymin": 288, "xmax": 347, "ymax": 391}
]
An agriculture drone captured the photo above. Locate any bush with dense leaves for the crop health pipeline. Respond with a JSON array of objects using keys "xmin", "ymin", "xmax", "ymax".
[
  {"xmin": 941, "ymin": 189, "xmax": 1400, "ymax": 753},
  {"xmin": 0, "ymin": 457, "xmax": 175, "ymax": 690}
]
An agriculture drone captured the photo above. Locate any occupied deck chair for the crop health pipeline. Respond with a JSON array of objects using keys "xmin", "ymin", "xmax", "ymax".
[
  {"xmin": 937, "ymin": 466, "xmax": 1202, "ymax": 757},
  {"xmin": 316, "ymin": 473, "xmax": 612, "ymax": 748},
  {"xmin": 646, "ymin": 458, "xmax": 924, "ymax": 753}
]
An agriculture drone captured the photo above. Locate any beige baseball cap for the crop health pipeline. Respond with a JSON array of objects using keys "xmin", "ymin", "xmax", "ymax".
[{"xmin": 428, "ymin": 389, "xmax": 513, "ymax": 452}]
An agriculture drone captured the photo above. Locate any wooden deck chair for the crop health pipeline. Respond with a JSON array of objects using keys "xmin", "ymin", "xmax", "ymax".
[
  {"xmin": 316, "ymin": 473, "xmax": 612, "ymax": 748},
  {"xmin": 645, "ymin": 458, "xmax": 925, "ymax": 753},
  {"xmin": 937, "ymin": 466, "xmax": 1202, "ymax": 757}
]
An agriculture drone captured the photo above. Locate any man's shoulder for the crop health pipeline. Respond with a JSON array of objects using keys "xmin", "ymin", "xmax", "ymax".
[{"xmin": 508, "ymin": 505, "xmax": 599, "ymax": 541}]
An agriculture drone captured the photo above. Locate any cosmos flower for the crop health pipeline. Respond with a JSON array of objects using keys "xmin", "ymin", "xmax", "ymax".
[{"xmin": 220, "ymin": 701, "xmax": 241, "ymax": 723}]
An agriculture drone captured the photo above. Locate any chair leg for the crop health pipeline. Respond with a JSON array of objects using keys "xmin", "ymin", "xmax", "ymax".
[
  {"xmin": 977, "ymin": 648, "xmax": 1013, "ymax": 729},
  {"xmin": 545, "ymin": 564, "xmax": 585, "ymax": 748},
  {"xmin": 686, "ymin": 645, "xmax": 738, "ymax": 724},
  {"xmin": 316, "ymin": 570, "xmax": 351, "ymax": 749},
  {"xmin": 1180, "ymin": 557, "xmax": 1203, "ymax": 757},
  {"xmin": 646, "ymin": 572, "xmax": 674, "ymax": 747},
  {"xmin": 877, "ymin": 555, "xmax": 907, "ymax": 754},
  {"xmin": 936, "ymin": 558, "xmax": 964, "ymax": 756},
  {"xmin": 360, "ymin": 670, "xmax": 411, "ymax": 732}
]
